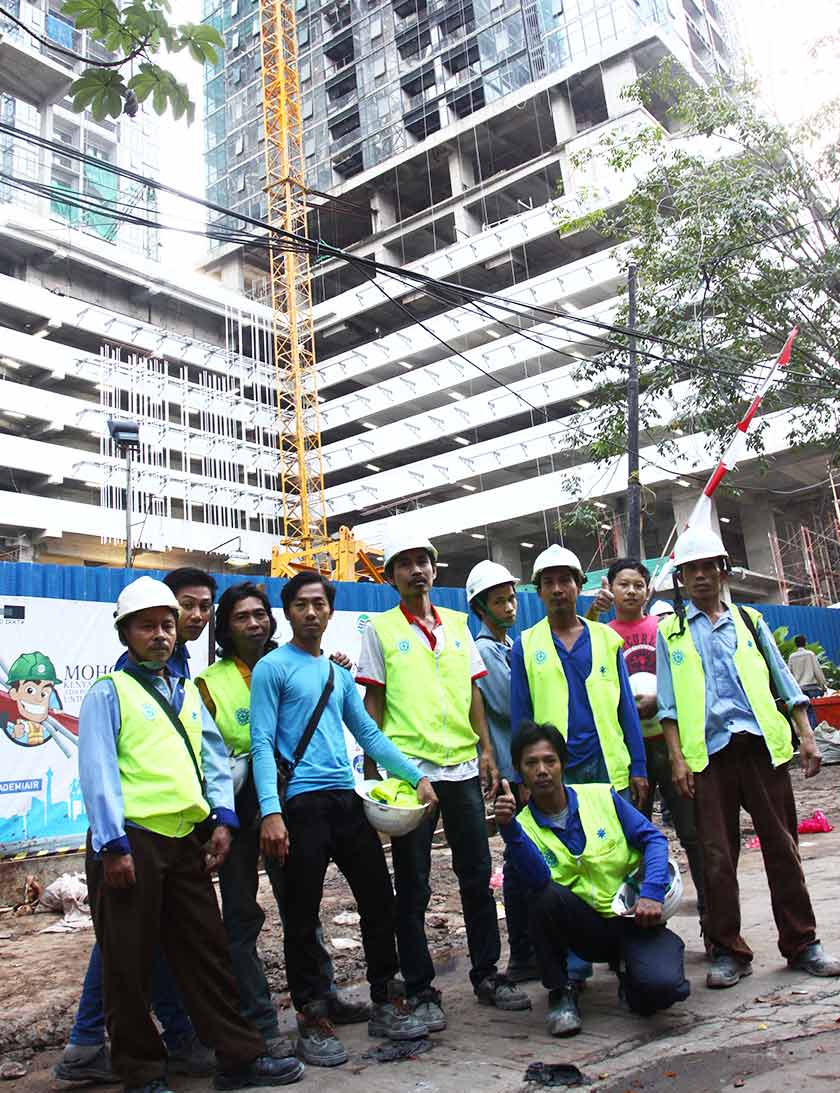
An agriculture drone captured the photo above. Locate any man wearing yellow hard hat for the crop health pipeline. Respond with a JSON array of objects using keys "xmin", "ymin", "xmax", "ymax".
[{"xmin": 658, "ymin": 526, "xmax": 840, "ymax": 990}]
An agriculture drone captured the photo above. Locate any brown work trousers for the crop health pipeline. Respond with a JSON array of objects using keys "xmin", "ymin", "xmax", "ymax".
[
  {"xmin": 694, "ymin": 732, "xmax": 817, "ymax": 963},
  {"xmin": 87, "ymin": 825, "xmax": 265, "ymax": 1087}
]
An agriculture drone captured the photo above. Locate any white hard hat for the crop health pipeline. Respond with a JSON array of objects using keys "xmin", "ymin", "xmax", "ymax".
[
  {"xmin": 531, "ymin": 544, "xmax": 584, "ymax": 585},
  {"xmin": 466, "ymin": 560, "xmax": 518, "ymax": 603},
  {"xmin": 114, "ymin": 576, "xmax": 180, "ymax": 629},
  {"xmin": 672, "ymin": 526, "xmax": 728, "ymax": 568},
  {"xmin": 612, "ymin": 858, "xmax": 684, "ymax": 921},
  {"xmin": 649, "ymin": 600, "xmax": 675, "ymax": 617},
  {"xmin": 382, "ymin": 535, "xmax": 438, "ymax": 574},
  {"xmin": 355, "ymin": 780, "xmax": 429, "ymax": 836},
  {"xmin": 629, "ymin": 671, "xmax": 657, "ymax": 699}
]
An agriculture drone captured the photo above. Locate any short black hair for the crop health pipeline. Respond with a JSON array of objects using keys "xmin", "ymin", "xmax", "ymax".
[
  {"xmin": 281, "ymin": 571, "xmax": 336, "ymax": 614},
  {"xmin": 795, "ymin": 634, "xmax": 807, "ymax": 647},
  {"xmin": 511, "ymin": 720, "xmax": 568, "ymax": 772},
  {"xmin": 164, "ymin": 567, "xmax": 217, "ymax": 598},
  {"xmin": 215, "ymin": 582, "xmax": 276, "ymax": 659},
  {"xmin": 607, "ymin": 558, "xmax": 650, "ymax": 586}
]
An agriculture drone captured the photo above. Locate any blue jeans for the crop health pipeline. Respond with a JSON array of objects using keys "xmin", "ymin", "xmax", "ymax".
[
  {"xmin": 70, "ymin": 943, "xmax": 191, "ymax": 1049},
  {"xmin": 392, "ymin": 776, "xmax": 500, "ymax": 996}
]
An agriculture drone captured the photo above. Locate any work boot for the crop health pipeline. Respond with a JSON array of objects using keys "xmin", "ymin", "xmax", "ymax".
[
  {"xmin": 263, "ymin": 1033, "xmax": 296, "ymax": 1059},
  {"xmin": 368, "ymin": 981, "xmax": 429, "ymax": 1041},
  {"xmin": 475, "ymin": 974, "xmax": 532, "ymax": 1011},
  {"xmin": 166, "ymin": 1032, "xmax": 215, "ymax": 1076},
  {"xmin": 53, "ymin": 1042, "xmax": 115, "ymax": 1083},
  {"xmin": 706, "ymin": 952, "xmax": 752, "ymax": 989},
  {"xmin": 407, "ymin": 988, "xmax": 447, "ymax": 1032},
  {"xmin": 214, "ymin": 1055, "xmax": 304, "ymax": 1088},
  {"xmin": 325, "ymin": 990, "xmax": 372, "ymax": 1025},
  {"xmin": 788, "ymin": 941, "xmax": 840, "ymax": 977},
  {"xmin": 125, "ymin": 1080, "xmax": 174, "ymax": 1093},
  {"xmin": 546, "ymin": 983, "xmax": 582, "ymax": 1037},
  {"xmin": 295, "ymin": 1001, "xmax": 348, "ymax": 1068},
  {"xmin": 505, "ymin": 956, "xmax": 541, "ymax": 984}
]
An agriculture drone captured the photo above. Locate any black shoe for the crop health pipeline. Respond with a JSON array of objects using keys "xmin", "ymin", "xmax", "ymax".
[
  {"xmin": 475, "ymin": 974, "xmax": 531, "ymax": 1012},
  {"xmin": 214, "ymin": 1055, "xmax": 305, "ymax": 1089},
  {"xmin": 788, "ymin": 941, "xmax": 840, "ymax": 977},
  {"xmin": 505, "ymin": 956, "xmax": 540, "ymax": 984},
  {"xmin": 166, "ymin": 1032, "xmax": 215, "ymax": 1076},
  {"xmin": 706, "ymin": 953, "xmax": 752, "ymax": 989},
  {"xmin": 546, "ymin": 983, "xmax": 582, "ymax": 1037},
  {"xmin": 54, "ymin": 1043, "xmax": 115, "ymax": 1083},
  {"xmin": 325, "ymin": 991, "xmax": 372, "ymax": 1025},
  {"xmin": 125, "ymin": 1081, "xmax": 174, "ymax": 1093},
  {"xmin": 295, "ymin": 1002, "xmax": 348, "ymax": 1068}
]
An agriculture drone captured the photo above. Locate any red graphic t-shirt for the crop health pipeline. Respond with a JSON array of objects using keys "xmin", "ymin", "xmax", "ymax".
[{"xmin": 608, "ymin": 615, "xmax": 661, "ymax": 738}]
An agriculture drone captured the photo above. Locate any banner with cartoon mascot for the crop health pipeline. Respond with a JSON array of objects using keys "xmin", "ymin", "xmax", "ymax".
[{"xmin": 0, "ymin": 595, "xmax": 373, "ymax": 859}]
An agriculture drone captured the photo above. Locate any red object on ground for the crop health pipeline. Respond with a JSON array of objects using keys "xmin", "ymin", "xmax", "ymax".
[
  {"xmin": 797, "ymin": 810, "xmax": 833, "ymax": 834},
  {"xmin": 745, "ymin": 836, "xmax": 761, "ymax": 850},
  {"xmin": 812, "ymin": 695, "xmax": 840, "ymax": 730}
]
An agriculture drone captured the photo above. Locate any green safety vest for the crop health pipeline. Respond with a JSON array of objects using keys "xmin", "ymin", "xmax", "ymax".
[
  {"xmin": 197, "ymin": 658, "xmax": 252, "ymax": 757},
  {"xmin": 518, "ymin": 782, "xmax": 640, "ymax": 917},
  {"xmin": 659, "ymin": 605, "xmax": 793, "ymax": 773},
  {"xmin": 521, "ymin": 617, "xmax": 631, "ymax": 790},
  {"xmin": 371, "ymin": 605, "xmax": 476, "ymax": 765},
  {"xmin": 106, "ymin": 671, "xmax": 209, "ymax": 838}
]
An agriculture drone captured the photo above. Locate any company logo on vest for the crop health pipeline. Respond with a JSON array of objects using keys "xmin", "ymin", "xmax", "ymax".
[
  {"xmin": 671, "ymin": 650, "xmax": 685, "ymax": 666},
  {"xmin": 235, "ymin": 707, "xmax": 250, "ymax": 725},
  {"xmin": 534, "ymin": 650, "xmax": 548, "ymax": 665},
  {"xmin": 397, "ymin": 639, "xmax": 411, "ymax": 654}
]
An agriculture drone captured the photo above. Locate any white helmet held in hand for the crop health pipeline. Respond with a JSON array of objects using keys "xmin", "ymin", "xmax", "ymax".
[
  {"xmin": 466, "ymin": 560, "xmax": 518, "ymax": 604},
  {"xmin": 382, "ymin": 534, "xmax": 439, "ymax": 576},
  {"xmin": 612, "ymin": 858, "xmax": 684, "ymax": 921},
  {"xmin": 531, "ymin": 544, "xmax": 585, "ymax": 586},
  {"xmin": 649, "ymin": 600, "xmax": 675, "ymax": 617},
  {"xmin": 672, "ymin": 527, "xmax": 728, "ymax": 568},
  {"xmin": 114, "ymin": 576, "xmax": 180, "ymax": 629}
]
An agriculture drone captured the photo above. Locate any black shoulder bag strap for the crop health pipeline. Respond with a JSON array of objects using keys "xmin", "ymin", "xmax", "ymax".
[
  {"xmin": 275, "ymin": 662, "xmax": 335, "ymax": 804},
  {"xmin": 735, "ymin": 606, "xmax": 795, "ymax": 736},
  {"xmin": 122, "ymin": 667, "xmax": 206, "ymax": 793}
]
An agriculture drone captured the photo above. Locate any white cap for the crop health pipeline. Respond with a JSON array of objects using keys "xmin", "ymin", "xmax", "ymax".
[
  {"xmin": 382, "ymin": 534, "xmax": 439, "ymax": 575},
  {"xmin": 114, "ymin": 576, "xmax": 180, "ymax": 629},
  {"xmin": 672, "ymin": 526, "xmax": 728, "ymax": 568},
  {"xmin": 531, "ymin": 544, "xmax": 584, "ymax": 585},
  {"xmin": 649, "ymin": 600, "xmax": 675, "ymax": 617},
  {"xmin": 466, "ymin": 560, "xmax": 518, "ymax": 603}
]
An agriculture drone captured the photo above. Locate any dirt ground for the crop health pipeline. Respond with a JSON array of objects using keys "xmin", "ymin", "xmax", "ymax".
[{"xmin": 3, "ymin": 764, "xmax": 840, "ymax": 1091}]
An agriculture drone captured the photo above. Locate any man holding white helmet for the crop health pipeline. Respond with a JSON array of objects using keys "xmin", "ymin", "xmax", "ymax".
[
  {"xmin": 78, "ymin": 576, "xmax": 304, "ymax": 1092},
  {"xmin": 358, "ymin": 536, "xmax": 531, "ymax": 1031},
  {"xmin": 495, "ymin": 720, "xmax": 688, "ymax": 1036},
  {"xmin": 658, "ymin": 526, "xmax": 840, "ymax": 989}
]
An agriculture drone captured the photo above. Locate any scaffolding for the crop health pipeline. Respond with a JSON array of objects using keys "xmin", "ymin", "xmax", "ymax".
[{"xmin": 769, "ymin": 468, "xmax": 840, "ymax": 606}]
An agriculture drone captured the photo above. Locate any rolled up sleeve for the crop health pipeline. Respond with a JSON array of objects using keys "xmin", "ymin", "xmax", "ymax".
[{"xmin": 656, "ymin": 628, "xmax": 678, "ymax": 723}]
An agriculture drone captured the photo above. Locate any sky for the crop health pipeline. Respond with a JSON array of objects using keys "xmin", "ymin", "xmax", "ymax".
[{"xmin": 154, "ymin": 0, "xmax": 839, "ymax": 271}]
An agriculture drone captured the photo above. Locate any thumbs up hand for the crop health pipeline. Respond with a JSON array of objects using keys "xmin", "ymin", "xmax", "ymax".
[
  {"xmin": 494, "ymin": 778, "xmax": 518, "ymax": 827},
  {"xmin": 591, "ymin": 575, "xmax": 615, "ymax": 616}
]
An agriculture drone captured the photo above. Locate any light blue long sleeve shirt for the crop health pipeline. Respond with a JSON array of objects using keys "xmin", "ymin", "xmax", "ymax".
[
  {"xmin": 78, "ymin": 665, "xmax": 237, "ymax": 854},
  {"xmin": 656, "ymin": 602, "xmax": 807, "ymax": 757},
  {"xmin": 475, "ymin": 623, "xmax": 516, "ymax": 782},
  {"xmin": 250, "ymin": 641, "xmax": 424, "ymax": 816}
]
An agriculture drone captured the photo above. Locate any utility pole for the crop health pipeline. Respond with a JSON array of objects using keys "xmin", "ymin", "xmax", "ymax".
[
  {"xmin": 626, "ymin": 263, "xmax": 641, "ymax": 560},
  {"xmin": 107, "ymin": 419, "xmax": 141, "ymax": 571}
]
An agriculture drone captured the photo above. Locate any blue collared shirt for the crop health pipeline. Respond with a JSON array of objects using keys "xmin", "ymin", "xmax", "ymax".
[
  {"xmin": 499, "ymin": 785, "xmax": 669, "ymax": 903},
  {"xmin": 114, "ymin": 643, "xmax": 191, "ymax": 679},
  {"xmin": 510, "ymin": 624, "xmax": 646, "ymax": 778},
  {"xmin": 656, "ymin": 602, "xmax": 807, "ymax": 757},
  {"xmin": 475, "ymin": 623, "xmax": 516, "ymax": 782},
  {"xmin": 78, "ymin": 663, "xmax": 237, "ymax": 854}
]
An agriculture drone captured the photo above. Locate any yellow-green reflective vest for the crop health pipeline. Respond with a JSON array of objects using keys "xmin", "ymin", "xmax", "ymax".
[
  {"xmin": 518, "ymin": 783, "xmax": 640, "ymax": 917},
  {"xmin": 520, "ymin": 617, "xmax": 631, "ymax": 790},
  {"xmin": 197, "ymin": 658, "xmax": 251, "ymax": 757},
  {"xmin": 371, "ymin": 605, "xmax": 476, "ymax": 765},
  {"xmin": 106, "ymin": 671, "xmax": 209, "ymax": 838},
  {"xmin": 659, "ymin": 605, "xmax": 793, "ymax": 773}
]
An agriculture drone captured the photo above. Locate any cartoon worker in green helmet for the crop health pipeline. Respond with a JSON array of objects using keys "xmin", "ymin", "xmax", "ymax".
[{"xmin": 4, "ymin": 652, "xmax": 62, "ymax": 747}]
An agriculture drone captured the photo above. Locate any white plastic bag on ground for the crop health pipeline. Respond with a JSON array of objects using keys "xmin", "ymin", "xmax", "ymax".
[
  {"xmin": 815, "ymin": 723, "xmax": 840, "ymax": 765},
  {"xmin": 35, "ymin": 872, "xmax": 92, "ymax": 933}
]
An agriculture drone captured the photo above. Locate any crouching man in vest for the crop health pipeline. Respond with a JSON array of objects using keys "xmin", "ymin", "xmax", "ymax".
[
  {"xmin": 496, "ymin": 721, "xmax": 689, "ymax": 1036},
  {"xmin": 658, "ymin": 528, "xmax": 840, "ymax": 990},
  {"xmin": 78, "ymin": 577, "xmax": 303, "ymax": 1093}
]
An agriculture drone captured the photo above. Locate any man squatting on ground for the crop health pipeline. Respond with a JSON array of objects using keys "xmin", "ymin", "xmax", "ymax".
[
  {"xmin": 78, "ymin": 577, "xmax": 304, "ymax": 1092},
  {"xmin": 358, "ymin": 536, "xmax": 531, "ymax": 1033},
  {"xmin": 251, "ymin": 571, "xmax": 437, "ymax": 1068},
  {"xmin": 658, "ymin": 527, "xmax": 840, "ymax": 989},
  {"xmin": 496, "ymin": 720, "xmax": 689, "ymax": 1035}
]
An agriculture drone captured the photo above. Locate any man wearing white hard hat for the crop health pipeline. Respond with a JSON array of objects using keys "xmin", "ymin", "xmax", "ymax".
[
  {"xmin": 466, "ymin": 560, "xmax": 538, "ymax": 984},
  {"xmin": 78, "ymin": 577, "xmax": 303, "ymax": 1091},
  {"xmin": 358, "ymin": 536, "xmax": 531, "ymax": 1031},
  {"xmin": 657, "ymin": 526, "xmax": 840, "ymax": 989}
]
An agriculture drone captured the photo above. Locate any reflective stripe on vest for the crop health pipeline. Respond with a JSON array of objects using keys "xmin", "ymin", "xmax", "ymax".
[
  {"xmin": 660, "ymin": 605, "xmax": 793, "ymax": 773},
  {"xmin": 520, "ymin": 617, "xmax": 631, "ymax": 790},
  {"xmin": 371, "ymin": 605, "xmax": 477, "ymax": 765},
  {"xmin": 518, "ymin": 783, "xmax": 640, "ymax": 916},
  {"xmin": 106, "ymin": 671, "xmax": 209, "ymax": 838},
  {"xmin": 197, "ymin": 658, "xmax": 251, "ymax": 757}
]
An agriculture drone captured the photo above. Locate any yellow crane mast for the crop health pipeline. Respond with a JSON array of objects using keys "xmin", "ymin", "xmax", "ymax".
[{"xmin": 258, "ymin": 0, "xmax": 383, "ymax": 582}]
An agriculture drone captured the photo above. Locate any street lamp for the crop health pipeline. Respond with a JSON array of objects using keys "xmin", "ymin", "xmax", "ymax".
[
  {"xmin": 107, "ymin": 418, "xmax": 141, "ymax": 569},
  {"xmin": 208, "ymin": 535, "xmax": 252, "ymax": 567}
]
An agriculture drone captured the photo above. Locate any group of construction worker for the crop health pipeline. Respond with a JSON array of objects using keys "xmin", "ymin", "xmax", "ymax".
[{"xmin": 58, "ymin": 522, "xmax": 839, "ymax": 1092}]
